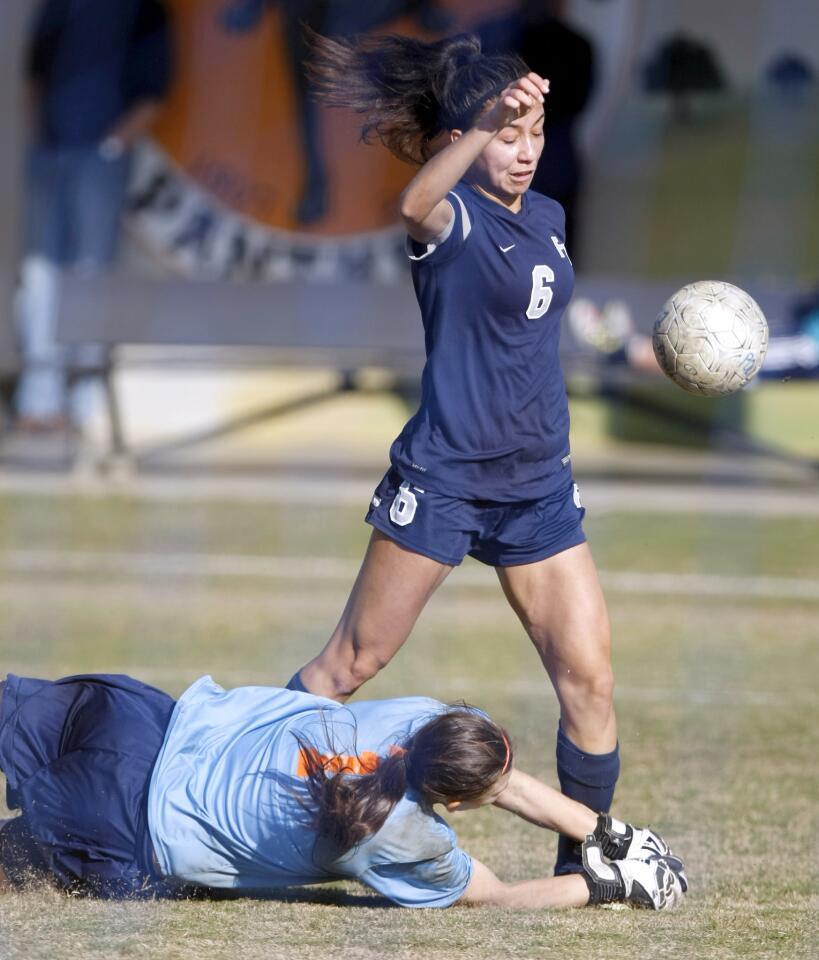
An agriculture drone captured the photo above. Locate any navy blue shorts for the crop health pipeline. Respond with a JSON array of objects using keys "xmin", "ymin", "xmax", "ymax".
[
  {"xmin": 366, "ymin": 468, "xmax": 586, "ymax": 567},
  {"xmin": 0, "ymin": 673, "xmax": 175, "ymax": 898}
]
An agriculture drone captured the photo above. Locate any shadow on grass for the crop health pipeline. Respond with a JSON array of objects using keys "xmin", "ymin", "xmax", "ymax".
[{"xmin": 6, "ymin": 874, "xmax": 395, "ymax": 910}]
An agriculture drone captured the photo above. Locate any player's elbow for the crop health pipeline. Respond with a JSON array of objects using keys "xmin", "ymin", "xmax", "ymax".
[
  {"xmin": 457, "ymin": 881, "xmax": 514, "ymax": 908},
  {"xmin": 398, "ymin": 180, "xmax": 444, "ymax": 229},
  {"xmin": 398, "ymin": 188, "xmax": 427, "ymax": 230},
  {"xmin": 458, "ymin": 858, "xmax": 517, "ymax": 908}
]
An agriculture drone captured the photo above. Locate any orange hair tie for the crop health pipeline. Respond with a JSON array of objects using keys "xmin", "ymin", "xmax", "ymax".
[{"xmin": 500, "ymin": 733, "xmax": 512, "ymax": 775}]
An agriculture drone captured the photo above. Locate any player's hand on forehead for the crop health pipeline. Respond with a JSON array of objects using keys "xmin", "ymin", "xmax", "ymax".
[
  {"xmin": 504, "ymin": 73, "xmax": 549, "ymax": 110},
  {"xmin": 485, "ymin": 72, "xmax": 549, "ymax": 130}
]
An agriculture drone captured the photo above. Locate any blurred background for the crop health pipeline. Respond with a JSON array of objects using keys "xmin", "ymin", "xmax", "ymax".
[{"xmin": 0, "ymin": 0, "xmax": 816, "ymax": 477}]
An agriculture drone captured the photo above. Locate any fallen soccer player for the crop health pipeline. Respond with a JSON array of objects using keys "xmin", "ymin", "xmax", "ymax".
[{"xmin": 0, "ymin": 673, "xmax": 687, "ymax": 909}]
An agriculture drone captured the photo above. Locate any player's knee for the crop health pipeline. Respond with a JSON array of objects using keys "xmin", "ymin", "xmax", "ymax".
[
  {"xmin": 558, "ymin": 668, "xmax": 615, "ymax": 721},
  {"xmin": 320, "ymin": 633, "xmax": 388, "ymax": 697},
  {"xmin": 526, "ymin": 610, "xmax": 612, "ymax": 660},
  {"xmin": 584, "ymin": 668, "xmax": 615, "ymax": 708},
  {"xmin": 345, "ymin": 642, "xmax": 388, "ymax": 690}
]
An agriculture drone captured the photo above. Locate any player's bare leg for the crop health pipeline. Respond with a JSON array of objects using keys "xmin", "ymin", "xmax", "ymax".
[
  {"xmin": 296, "ymin": 530, "xmax": 453, "ymax": 700},
  {"xmin": 496, "ymin": 542, "xmax": 616, "ymax": 751},
  {"xmin": 496, "ymin": 542, "xmax": 618, "ymax": 873}
]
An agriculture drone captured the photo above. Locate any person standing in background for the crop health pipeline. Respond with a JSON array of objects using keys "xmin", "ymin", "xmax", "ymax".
[{"xmin": 15, "ymin": 0, "xmax": 172, "ymax": 434}]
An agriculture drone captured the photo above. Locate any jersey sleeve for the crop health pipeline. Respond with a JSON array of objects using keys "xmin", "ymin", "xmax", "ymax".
[
  {"xmin": 405, "ymin": 188, "xmax": 474, "ymax": 267},
  {"xmin": 352, "ymin": 803, "xmax": 473, "ymax": 908},
  {"xmin": 360, "ymin": 844, "xmax": 473, "ymax": 909}
]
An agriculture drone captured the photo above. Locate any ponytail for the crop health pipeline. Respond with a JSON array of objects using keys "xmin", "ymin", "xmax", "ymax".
[
  {"xmin": 306, "ymin": 31, "xmax": 529, "ymax": 164},
  {"xmin": 297, "ymin": 707, "xmax": 513, "ymax": 855},
  {"xmin": 297, "ymin": 744, "xmax": 409, "ymax": 854}
]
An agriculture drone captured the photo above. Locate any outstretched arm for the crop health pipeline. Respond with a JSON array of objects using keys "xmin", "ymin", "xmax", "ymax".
[
  {"xmin": 458, "ymin": 857, "xmax": 589, "ymax": 908},
  {"xmin": 493, "ymin": 769, "xmax": 597, "ymax": 840},
  {"xmin": 459, "ymin": 847, "xmax": 687, "ymax": 912},
  {"xmin": 493, "ymin": 769, "xmax": 675, "ymax": 863},
  {"xmin": 450, "ymin": 770, "xmax": 594, "ymax": 908},
  {"xmin": 457, "ymin": 770, "xmax": 687, "ymax": 910},
  {"xmin": 399, "ymin": 73, "xmax": 549, "ymax": 242}
]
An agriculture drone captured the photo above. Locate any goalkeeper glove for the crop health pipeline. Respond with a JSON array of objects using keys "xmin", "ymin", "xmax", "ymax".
[
  {"xmin": 581, "ymin": 837, "xmax": 687, "ymax": 911},
  {"xmin": 593, "ymin": 812, "xmax": 675, "ymax": 862}
]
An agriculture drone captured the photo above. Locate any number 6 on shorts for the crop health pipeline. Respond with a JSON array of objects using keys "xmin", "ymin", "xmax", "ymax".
[{"xmin": 390, "ymin": 481, "xmax": 418, "ymax": 526}]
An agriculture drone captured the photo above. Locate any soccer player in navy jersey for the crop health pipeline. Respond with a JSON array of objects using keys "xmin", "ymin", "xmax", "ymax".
[{"xmin": 286, "ymin": 33, "xmax": 619, "ymax": 876}]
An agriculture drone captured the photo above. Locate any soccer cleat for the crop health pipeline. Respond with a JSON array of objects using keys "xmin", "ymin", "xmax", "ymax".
[
  {"xmin": 593, "ymin": 813, "xmax": 673, "ymax": 862},
  {"xmin": 582, "ymin": 838, "xmax": 687, "ymax": 911}
]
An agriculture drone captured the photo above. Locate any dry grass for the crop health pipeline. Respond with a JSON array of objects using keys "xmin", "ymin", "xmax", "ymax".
[{"xmin": 1, "ymin": 494, "xmax": 817, "ymax": 959}]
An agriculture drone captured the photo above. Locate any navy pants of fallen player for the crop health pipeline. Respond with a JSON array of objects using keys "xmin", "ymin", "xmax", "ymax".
[{"xmin": 0, "ymin": 674, "xmax": 174, "ymax": 897}]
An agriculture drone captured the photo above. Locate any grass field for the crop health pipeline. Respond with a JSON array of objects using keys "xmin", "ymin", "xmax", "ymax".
[{"xmin": 0, "ymin": 490, "xmax": 817, "ymax": 960}]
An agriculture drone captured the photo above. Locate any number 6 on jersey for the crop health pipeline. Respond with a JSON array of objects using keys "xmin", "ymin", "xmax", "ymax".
[{"xmin": 526, "ymin": 265, "xmax": 555, "ymax": 320}]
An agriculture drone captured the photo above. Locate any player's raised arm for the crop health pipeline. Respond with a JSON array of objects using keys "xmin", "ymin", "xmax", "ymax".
[{"xmin": 399, "ymin": 71, "xmax": 549, "ymax": 241}]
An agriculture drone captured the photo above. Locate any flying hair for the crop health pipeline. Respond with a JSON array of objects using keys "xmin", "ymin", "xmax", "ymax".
[{"xmin": 305, "ymin": 30, "xmax": 529, "ymax": 165}]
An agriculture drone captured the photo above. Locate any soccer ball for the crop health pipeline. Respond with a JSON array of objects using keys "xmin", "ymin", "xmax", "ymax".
[{"xmin": 652, "ymin": 281, "xmax": 769, "ymax": 397}]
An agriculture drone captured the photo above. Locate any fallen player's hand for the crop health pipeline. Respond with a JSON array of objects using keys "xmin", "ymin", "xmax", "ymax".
[
  {"xmin": 593, "ymin": 813, "xmax": 678, "ymax": 863},
  {"xmin": 581, "ymin": 838, "xmax": 687, "ymax": 911}
]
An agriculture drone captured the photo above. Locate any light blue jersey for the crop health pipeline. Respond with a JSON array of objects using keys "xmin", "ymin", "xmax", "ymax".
[{"xmin": 147, "ymin": 677, "xmax": 473, "ymax": 908}]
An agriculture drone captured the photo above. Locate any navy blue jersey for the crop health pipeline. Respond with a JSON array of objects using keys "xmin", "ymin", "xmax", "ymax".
[{"xmin": 390, "ymin": 181, "xmax": 574, "ymax": 502}]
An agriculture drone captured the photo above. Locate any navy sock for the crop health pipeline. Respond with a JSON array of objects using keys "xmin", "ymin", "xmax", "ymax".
[
  {"xmin": 285, "ymin": 671, "xmax": 310, "ymax": 693},
  {"xmin": 554, "ymin": 724, "xmax": 620, "ymax": 875}
]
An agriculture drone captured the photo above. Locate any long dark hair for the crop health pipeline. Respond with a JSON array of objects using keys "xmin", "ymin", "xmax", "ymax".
[
  {"xmin": 306, "ymin": 31, "xmax": 529, "ymax": 164},
  {"xmin": 297, "ymin": 707, "xmax": 513, "ymax": 855}
]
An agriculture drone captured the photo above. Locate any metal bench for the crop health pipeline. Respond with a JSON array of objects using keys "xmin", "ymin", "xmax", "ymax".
[{"xmin": 55, "ymin": 272, "xmax": 428, "ymax": 469}]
